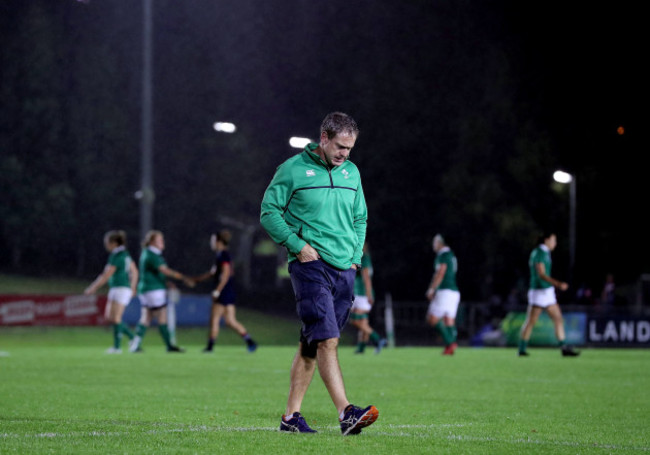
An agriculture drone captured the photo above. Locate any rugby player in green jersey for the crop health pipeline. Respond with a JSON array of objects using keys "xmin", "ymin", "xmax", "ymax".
[
  {"xmin": 129, "ymin": 230, "xmax": 194, "ymax": 353},
  {"xmin": 85, "ymin": 230, "xmax": 138, "ymax": 354},
  {"xmin": 349, "ymin": 242, "xmax": 386, "ymax": 354},
  {"xmin": 518, "ymin": 232, "xmax": 579, "ymax": 357},
  {"xmin": 425, "ymin": 234, "xmax": 460, "ymax": 355}
]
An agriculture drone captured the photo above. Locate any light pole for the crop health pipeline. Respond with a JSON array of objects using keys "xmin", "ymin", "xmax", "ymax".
[
  {"xmin": 138, "ymin": 0, "xmax": 154, "ymax": 242},
  {"xmin": 553, "ymin": 170, "xmax": 576, "ymax": 284}
]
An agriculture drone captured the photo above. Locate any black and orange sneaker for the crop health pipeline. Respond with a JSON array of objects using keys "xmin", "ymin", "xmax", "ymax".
[{"xmin": 340, "ymin": 404, "xmax": 378, "ymax": 435}]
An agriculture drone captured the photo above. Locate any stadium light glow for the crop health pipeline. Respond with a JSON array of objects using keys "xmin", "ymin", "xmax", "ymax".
[
  {"xmin": 213, "ymin": 122, "xmax": 236, "ymax": 133},
  {"xmin": 553, "ymin": 170, "xmax": 573, "ymax": 184},
  {"xmin": 289, "ymin": 137, "xmax": 312, "ymax": 149},
  {"xmin": 552, "ymin": 169, "xmax": 577, "ymax": 285}
]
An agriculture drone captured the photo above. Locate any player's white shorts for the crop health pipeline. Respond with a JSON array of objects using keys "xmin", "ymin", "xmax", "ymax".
[
  {"xmin": 527, "ymin": 287, "xmax": 557, "ymax": 308},
  {"xmin": 138, "ymin": 290, "xmax": 167, "ymax": 309},
  {"xmin": 427, "ymin": 289, "xmax": 461, "ymax": 319},
  {"xmin": 352, "ymin": 295, "xmax": 372, "ymax": 312},
  {"xmin": 107, "ymin": 287, "xmax": 133, "ymax": 306}
]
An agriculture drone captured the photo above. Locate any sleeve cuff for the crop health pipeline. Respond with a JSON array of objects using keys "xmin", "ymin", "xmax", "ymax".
[{"xmin": 285, "ymin": 233, "xmax": 307, "ymax": 255}]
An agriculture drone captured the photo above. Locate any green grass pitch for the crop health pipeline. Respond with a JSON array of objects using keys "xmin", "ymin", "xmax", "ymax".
[{"xmin": 1, "ymin": 326, "xmax": 649, "ymax": 454}]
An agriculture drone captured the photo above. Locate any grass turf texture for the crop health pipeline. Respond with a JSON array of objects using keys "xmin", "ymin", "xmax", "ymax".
[{"xmin": 1, "ymin": 329, "xmax": 649, "ymax": 454}]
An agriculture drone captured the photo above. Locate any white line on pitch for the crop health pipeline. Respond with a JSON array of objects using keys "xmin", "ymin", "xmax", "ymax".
[{"xmin": 2, "ymin": 424, "xmax": 649, "ymax": 452}]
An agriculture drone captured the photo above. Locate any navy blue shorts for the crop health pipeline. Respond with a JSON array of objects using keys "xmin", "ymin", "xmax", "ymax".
[
  {"xmin": 213, "ymin": 281, "xmax": 236, "ymax": 305},
  {"xmin": 288, "ymin": 259, "xmax": 356, "ymax": 344}
]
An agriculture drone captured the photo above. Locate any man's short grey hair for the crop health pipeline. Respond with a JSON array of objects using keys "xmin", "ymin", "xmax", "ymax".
[{"xmin": 320, "ymin": 112, "xmax": 359, "ymax": 139}]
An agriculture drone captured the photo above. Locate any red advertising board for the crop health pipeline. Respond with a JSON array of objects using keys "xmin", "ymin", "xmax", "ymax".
[{"xmin": 0, "ymin": 295, "xmax": 108, "ymax": 326}]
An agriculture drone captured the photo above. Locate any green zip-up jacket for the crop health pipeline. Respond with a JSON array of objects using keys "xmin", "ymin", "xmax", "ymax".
[{"xmin": 260, "ymin": 143, "xmax": 367, "ymax": 270}]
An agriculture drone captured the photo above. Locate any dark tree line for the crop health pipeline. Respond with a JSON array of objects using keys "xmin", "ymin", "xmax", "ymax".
[{"xmin": 1, "ymin": 0, "xmax": 645, "ymax": 302}]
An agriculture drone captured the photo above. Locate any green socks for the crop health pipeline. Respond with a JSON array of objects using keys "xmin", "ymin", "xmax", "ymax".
[
  {"xmin": 135, "ymin": 323, "xmax": 147, "ymax": 338},
  {"xmin": 112, "ymin": 324, "xmax": 121, "ymax": 349},
  {"xmin": 120, "ymin": 323, "xmax": 134, "ymax": 340},
  {"xmin": 356, "ymin": 332, "xmax": 382, "ymax": 352},
  {"xmin": 158, "ymin": 324, "xmax": 172, "ymax": 349},
  {"xmin": 448, "ymin": 326, "xmax": 457, "ymax": 343},
  {"xmin": 518, "ymin": 339, "xmax": 528, "ymax": 354},
  {"xmin": 435, "ymin": 320, "xmax": 454, "ymax": 346},
  {"xmin": 131, "ymin": 324, "xmax": 177, "ymax": 349},
  {"xmin": 111, "ymin": 323, "xmax": 135, "ymax": 349}
]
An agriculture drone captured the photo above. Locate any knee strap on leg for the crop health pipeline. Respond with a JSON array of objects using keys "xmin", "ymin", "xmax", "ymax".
[{"xmin": 300, "ymin": 338, "xmax": 318, "ymax": 359}]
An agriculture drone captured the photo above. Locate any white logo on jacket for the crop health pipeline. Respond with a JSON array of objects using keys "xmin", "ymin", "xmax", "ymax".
[
  {"xmin": 341, "ymin": 169, "xmax": 349, "ymax": 179},
  {"xmin": 306, "ymin": 170, "xmax": 315, "ymax": 177}
]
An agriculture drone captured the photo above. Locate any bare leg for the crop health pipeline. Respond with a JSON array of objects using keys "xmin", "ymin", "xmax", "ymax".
[
  {"xmin": 285, "ymin": 344, "xmax": 317, "ymax": 415},
  {"xmin": 520, "ymin": 305, "xmax": 543, "ymax": 341},
  {"xmin": 109, "ymin": 301, "xmax": 127, "ymax": 324},
  {"xmin": 358, "ymin": 318, "xmax": 373, "ymax": 338},
  {"xmin": 351, "ymin": 316, "xmax": 372, "ymax": 340},
  {"xmin": 350, "ymin": 318, "xmax": 363, "ymax": 332},
  {"xmin": 316, "ymin": 338, "xmax": 349, "ymax": 414},
  {"xmin": 104, "ymin": 301, "xmax": 113, "ymax": 321},
  {"xmin": 155, "ymin": 306, "xmax": 167, "ymax": 325},
  {"xmin": 546, "ymin": 304, "xmax": 566, "ymax": 342},
  {"xmin": 209, "ymin": 304, "xmax": 225, "ymax": 339},
  {"xmin": 138, "ymin": 307, "xmax": 151, "ymax": 326},
  {"xmin": 223, "ymin": 305, "xmax": 247, "ymax": 335}
]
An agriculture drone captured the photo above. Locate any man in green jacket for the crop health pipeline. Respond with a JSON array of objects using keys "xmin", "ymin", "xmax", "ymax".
[{"xmin": 260, "ymin": 112, "xmax": 378, "ymax": 435}]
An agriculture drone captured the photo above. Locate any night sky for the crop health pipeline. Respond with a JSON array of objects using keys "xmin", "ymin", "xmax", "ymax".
[{"xmin": 1, "ymin": 1, "xmax": 646, "ymax": 302}]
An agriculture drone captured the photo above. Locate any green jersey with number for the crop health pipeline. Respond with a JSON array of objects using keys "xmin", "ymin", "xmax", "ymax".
[
  {"xmin": 137, "ymin": 247, "xmax": 167, "ymax": 293},
  {"xmin": 529, "ymin": 244, "xmax": 552, "ymax": 290},
  {"xmin": 107, "ymin": 246, "xmax": 133, "ymax": 288},
  {"xmin": 435, "ymin": 247, "xmax": 458, "ymax": 291},
  {"xmin": 354, "ymin": 251, "xmax": 374, "ymax": 296}
]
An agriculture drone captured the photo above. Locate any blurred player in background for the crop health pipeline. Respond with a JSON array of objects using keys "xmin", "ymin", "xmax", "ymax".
[
  {"xmin": 84, "ymin": 230, "xmax": 138, "ymax": 354},
  {"xmin": 129, "ymin": 230, "xmax": 193, "ymax": 353},
  {"xmin": 425, "ymin": 234, "xmax": 460, "ymax": 355},
  {"xmin": 349, "ymin": 241, "xmax": 386, "ymax": 354},
  {"xmin": 518, "ymin": 231, "xmax": 580, "ymax": 357},
  {"xmin": 192, "ymin": 230, "xmax": 257, "ymax": 353}
]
